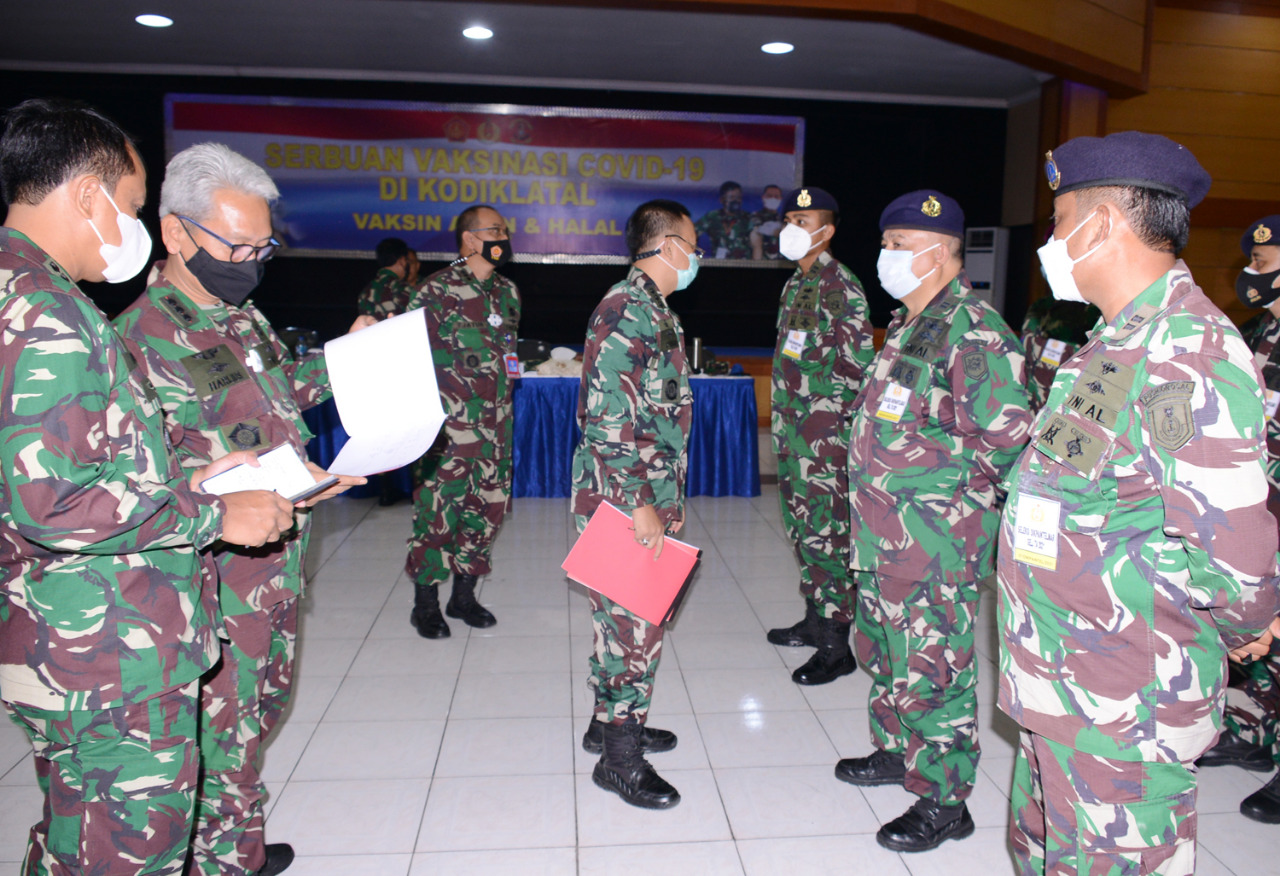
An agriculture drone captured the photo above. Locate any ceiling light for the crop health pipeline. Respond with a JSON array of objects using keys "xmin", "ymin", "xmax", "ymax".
[
  {"xmin": 463, "ymin": 25, "xmax": 493, "ymax": 40},
  {"xmin": 135, "ymin": 14, "xmax": 173, "ymax": 28},
  {"xmin": 761, "ymin": 42, "xmax": 794, "ymax": 55}
]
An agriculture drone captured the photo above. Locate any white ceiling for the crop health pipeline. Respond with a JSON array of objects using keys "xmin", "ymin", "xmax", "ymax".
[{"xmin": 0, "ymin": 1, "xmax": 1050, "ymax": 106}]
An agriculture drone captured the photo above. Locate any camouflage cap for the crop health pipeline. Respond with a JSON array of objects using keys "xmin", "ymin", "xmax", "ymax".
[
  {"xmin": 1043, "ymin": 131, "xmax": 1210, "ymax": 208},
  {"xmin": 879, "ymin": 189, "xmax": 964, "ymax": 238},
  {"xmin": 1241, "ymin": 214, "xmax": 1280, "ymax": 255},
  {"xmin": 781, "ymin": 186, "xmax": 839, "ymax": 218}
]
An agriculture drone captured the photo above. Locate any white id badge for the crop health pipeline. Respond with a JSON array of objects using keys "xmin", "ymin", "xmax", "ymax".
[
  {"xmin": 1040, "ymin": 339, "xmax": 1068, "ymax": 368},
  {"xmin": 1013, "ymin": 495, "xmax": 1061, "ymax": 571},
  {"xmin": 1266, "ymin": 389, "xmax": 1280, "ymax": 420},
  {"xmin": 245, "ymin": 348, "xmax": 264, "ymax": 372},
  {"xmin": 782, "ymin": 330, "xmax": 807, "ymax": 360},
  {"xmin": 874, "ymin": 383, "xmax": 911, "ymax": 423}
]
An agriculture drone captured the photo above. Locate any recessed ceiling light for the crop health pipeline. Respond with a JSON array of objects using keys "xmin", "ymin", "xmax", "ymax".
[
  {"xmin": 135, "ymin": 13, "xmax": 173, "ymax": 28},
  {"xmin": 463, "ymin": 25, "xmax": 493, "ymax": 40},
  {"xmin": 761, "ymin": 42, "xmax": 794, "ymax": 55}
]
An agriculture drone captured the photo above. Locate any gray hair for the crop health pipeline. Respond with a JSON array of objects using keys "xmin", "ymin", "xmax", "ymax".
[{"xmin": 159, "ymin": 142, "xmax": 279, "ymax": 219}]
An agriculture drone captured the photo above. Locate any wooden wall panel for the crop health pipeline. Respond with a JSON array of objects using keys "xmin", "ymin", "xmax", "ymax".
[{"xmin": 941, "ymin": 0, "xmax": 1147, "ymax": 69}]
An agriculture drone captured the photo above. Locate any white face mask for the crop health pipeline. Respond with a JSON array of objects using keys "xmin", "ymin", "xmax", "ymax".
[
  {"xmin": 761, "ymin": 197, "xmax": 781, "ymax": 212},
  {"xmin": 876, "ymin": 243, "xmax": 940, "ymax": 300},
  {"xmin": 1037, "ymin": 211, "xmax": 1105, "ymax": 303},
  {"xmin": 86, "ymin": 186, "xmax": 152, "ymax": 284},
  {"xmin": 779, "ymin": 222, "xmax": 826, "ymax": 261}
]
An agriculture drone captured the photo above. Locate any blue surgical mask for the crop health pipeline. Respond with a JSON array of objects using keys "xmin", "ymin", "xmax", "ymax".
[{"xmin": 659, "ymin": 240, "xmax": 699, "ymax": 291}]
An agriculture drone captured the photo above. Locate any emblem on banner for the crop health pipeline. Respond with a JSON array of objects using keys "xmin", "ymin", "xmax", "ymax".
[
  {"xmin": 477, "ymin": 120, "xmax": 501, "ymax": 142},
  {"xmin": 444, "ymin": 117, "xmax": 468, "ymax": 142},
  {"xmin": 512, "ymin": 118, "xmax": 533, "ymax": 144},
  {"xmin": 922, "ymin": 196, "xmax": 941, "ymax": 218}
]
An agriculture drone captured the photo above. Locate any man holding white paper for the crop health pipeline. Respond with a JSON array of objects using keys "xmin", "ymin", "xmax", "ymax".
[
  {"xmin": 571, "ymin": 199, "xmax": 696, "ymax": 810},
  {"xmin": 114, "ymin": 143, "xmax": 367, "ymax": 876}
]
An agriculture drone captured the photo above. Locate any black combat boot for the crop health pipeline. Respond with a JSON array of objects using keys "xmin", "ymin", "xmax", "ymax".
[
  {"xmin": 410, "ymin": 583, "xmax": 450, "ymax": 639},
  {"xmin": 767, "ymin": 601, "xmax": 820, "ymax": 647},
  {"xmin": 876, "ymin": 799, "xmax": 974, "ymax": 852},
  {"xmin": 1196, "ymin": 729, "xmax": 1273, "ymax": 771},
  {"xmin": 253, "ymin": 842, "xmax": 295, "ymax": 876},
  {"xmin": 582, "ymin": 718, "xmax": 677, "ymax": 755},
  {"xmin": 1241, "ymin": 770, "xmax": 1280, "ymax": 824},
  {"xmin": 834, "ymin": 748, "xmax": 907, "ymax": 786},
  {"xmin": 445, "ymin": 572, "xmax": 496, "ymax": 628},
  {"xmin": 592, "ymin": 722, "xmax": 681, "ymax": 809},
  {"xmin": 792, "ymin": 617, "xmax": 856, "ymax": 685}
]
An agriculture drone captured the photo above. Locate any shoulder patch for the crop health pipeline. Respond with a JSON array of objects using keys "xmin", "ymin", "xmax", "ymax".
[
  {"xmin": 962, "ymin": 350, "xmax": 989, "ymax": 381},
  {"xmin": 1138, "ymin": 380, "xmax": 1196, "ymax": 451}
]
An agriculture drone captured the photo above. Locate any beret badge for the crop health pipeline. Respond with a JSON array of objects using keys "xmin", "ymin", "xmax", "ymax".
[
  {"xmin": 797, "ymin": 189, "xmax": 812, "ymax": 208},
  {"xmin": 1255, "ymin": 224, "xmax": 1273, "ymax": 245},
  {"xmin": 1044, "ymin": 151, "xmax": 1061, "ymax": 191},
  {"xmin": 921, "ymin": 196, "xmax": 941, "ymax": 218}
]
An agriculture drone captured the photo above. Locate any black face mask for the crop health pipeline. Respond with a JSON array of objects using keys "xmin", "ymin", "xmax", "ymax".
[
  {"xmin": 476, "ymin": 237, "xmax": 512, "ymax": 269},
  {"xmin": 186, "ymin": 247, "xmax": 265, "ymax": 307},
  {"xmin": 1237, "ymin": 267, "xmax": 1280, "ymax": 309}
]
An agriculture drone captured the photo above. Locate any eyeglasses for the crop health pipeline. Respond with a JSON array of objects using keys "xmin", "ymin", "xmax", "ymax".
[
  {"xmin": 467, "ymin": 224, "xmax": 511, "ymax": 240},
  {"xmin": 179, "ymin": 216, "xmax": 280, "ymax": 263},
  {"xmin": 666, "ymin": 234, "xmax": 705, "ymax": 259}
]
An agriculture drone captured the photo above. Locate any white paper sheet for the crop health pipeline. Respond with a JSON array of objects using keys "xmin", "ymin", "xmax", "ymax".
[
  {"xmin": 201, "ymin": 444, "xmax": 328, "ymax": 501},
  {"xmin": 322, "ymin": 308, "xmax": 444, "ymax": 476}
]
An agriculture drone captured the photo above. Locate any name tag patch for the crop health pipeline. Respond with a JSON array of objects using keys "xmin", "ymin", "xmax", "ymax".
[
  {"xmin": 875, "ymin": 383, "xmax": 911, "ymax": 423},
  {"xmin": 1013, "ymin": 494, "xmax": 1061, "ymax": 571}
]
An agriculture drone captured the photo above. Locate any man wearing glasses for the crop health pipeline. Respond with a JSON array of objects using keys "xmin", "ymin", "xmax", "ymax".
[
  {"xmin": 405, "ymin": 204, "xmax": 521, "ymax": 638},
  {"xmin": 114, "ymin": 143, "xmax": 370, "ymax": 876}
]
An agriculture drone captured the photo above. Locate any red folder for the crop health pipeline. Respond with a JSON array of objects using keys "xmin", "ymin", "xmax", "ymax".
[{"xmin": 562, "ymin": 501, "xmax": 702, "ymax": 626}]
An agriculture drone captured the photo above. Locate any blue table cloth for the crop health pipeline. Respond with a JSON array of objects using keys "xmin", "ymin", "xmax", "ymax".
[{"xmin": 304, "ymin": 374, "xmax": 760, "ymax": 500}]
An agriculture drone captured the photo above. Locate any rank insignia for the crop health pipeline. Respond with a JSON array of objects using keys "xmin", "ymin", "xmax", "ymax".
[
  {"xmin": 1044, "ymin": 151, "xmax": 1060, "ymax": 191},
  {"xmin": 797, "ymin": 189, "xmax": 812, "ymax": 208},
  {"xmin": 1256, "ymin": 224, "xmax": 1273, "ymax": 244},
  {"xmin": 921, "ymin": 196, "xmax": 942, "ymax": 218}
]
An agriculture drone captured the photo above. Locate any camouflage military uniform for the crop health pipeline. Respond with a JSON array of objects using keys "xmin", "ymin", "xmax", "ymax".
[
  {"xmin": 114, "ymin": 264, "xmax": 331, "ymax": 876},
  {"xmin": 750, "ymin": 208, "xmax": 782, "ymax": 260},
  {"xmin": 0, "ymin": 229, "xmax": 224, "ymax": 876},
  {"xmin": 406, "ymin": 263, "xmax": 520, "ymax": 587},
  {"xmin": 998, "ymin": 264, "xmax": 1280, "ymax": 874},
  {"xmin": 572, "ymin": 267, "xmax": 692, "ymax": 725},
  {"xmin": 848, "ymin": 277, "xmax": 1032, "ymax": 805},
  {"xmin": 1020, "ymin": 296, "xmax": 1101, "ymax": 412},
  {"xmin": 357, "ymin": 266, "xmax": 413, "ymax": 321},
  {"xmin": 694, "ymin": 208, "xmax": 753, "ymax": 259},
  {"xmin": 771, "ymin": 251, "xmax": 873, "ymax": 624}
]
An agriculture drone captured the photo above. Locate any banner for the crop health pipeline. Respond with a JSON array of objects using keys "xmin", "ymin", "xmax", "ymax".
[{"xmin": 165, "ymin": 95, "xmax": 804, "ymax": 263}]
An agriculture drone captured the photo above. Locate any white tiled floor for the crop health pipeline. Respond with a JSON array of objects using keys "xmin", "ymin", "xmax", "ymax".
[{"xmin": 1, "ymin": 487, "xmax": 1276, "ymax": 873}]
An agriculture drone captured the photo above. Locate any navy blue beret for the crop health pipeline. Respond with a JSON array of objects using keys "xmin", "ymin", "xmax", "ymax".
[
  {"xmin": 1242, "ymin": 215, "xmax": 1280, "ymax": 255},
  {"xmin": 879, "ymin": 189, "xmax": 964, "ymax": 237},
  {"xmin": 781, "ymin": 186, "xmax": 839, "ymax": 217},
  {"xmin": 1044, "ymin": 131, "xmax": 1211, "ymax": 208}
]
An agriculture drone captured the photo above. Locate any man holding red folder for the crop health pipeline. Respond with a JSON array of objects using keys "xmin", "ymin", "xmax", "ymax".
[{"xmin": 571, "ymin": 199, "xmax": 697, "ymax": 809}]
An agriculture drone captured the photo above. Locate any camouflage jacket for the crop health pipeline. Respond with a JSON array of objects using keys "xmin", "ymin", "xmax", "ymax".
[
  {"xmin": 750, "ymin": 208, "xmax": 782, "ymax": 260},
  {"xmin": 0, "ymin": 230, "xmax": 222, "ymax": 710},
  {"xmin": 771, "ymin": 251, "xmax": 874, "ymax": 457},
  {"xmin": 695, "ymin": 208, "xmax": 753, "ymax": 259},
  {"xmin": 357, "ymin": 267, "xmax": 413, "ymax": 321},
  {"xmin": 1021, "ymin": 296, "xmax": 1101, "ymax": 412},
  {"xmin": 572, "ymin": 267, "xmax": 693, "ymax": 527},
  {"xmin": 849, "ymin": 277, "xmax": 1033, "ymax": 592},
  {"xmin": 408, "ymin": 263, "xmax": 520, "ymax": 458},
  {"xmin": 1241, "ymin": 311, "xmax": 1280, "ymax": 493},
  {"xmin": 113, "ymin": 265, "xmax": 331, "ymax": 616},
  {"xmin": 997, "ymin": 263, "xmax": 1280, "ymax": 763}
]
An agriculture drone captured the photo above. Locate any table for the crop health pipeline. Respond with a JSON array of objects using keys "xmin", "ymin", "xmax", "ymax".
[{"xmin": 303, "ymin": 375, "xmax": 760, "ymax": 500}]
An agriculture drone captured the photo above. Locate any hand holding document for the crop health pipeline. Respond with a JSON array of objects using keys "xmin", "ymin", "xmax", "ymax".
[
  {"xmin": 562, "ymin": 502, "xmax": 701, "ymax": 626},
  {"xmin": 322, "ymin": 308, "xmax": 445, "ymax": 476},
  {"xmin": 200, "ymin": 445, "xmax": 337, "ymax": 503}
]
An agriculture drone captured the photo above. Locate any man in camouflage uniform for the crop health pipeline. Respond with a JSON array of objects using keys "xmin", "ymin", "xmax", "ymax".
[
  {"xmin": 749, "ymin": 183, "xmax": 784, "ymax": 260},
  {"xmin": 1020, "ymin": 294, "xmax": 1099, "ymax": 412},
  {"xmin": 836, "ymin": 189, "xmax": 1033, "ymax": 852},
  {"xmin": 1193, "ymin": 213, "xmax": 1280, "ymax": 824},
  {"xmin": 405, "ymin": 204, "xmax": 520, "ymax": 637},
  {"xmin": 998, "ymin": 133, "xmax": 1280, "ymax": 874},
  {"xmin": 694, "ymin": 180, "xmax": 753, "ymax": 259},
  {"xmin": 0, "ymin": 100, "xmax": 293, "ymax": 876},
  {"xmin": 765, "ymin": 185, "xmax": 873, "ymax": 685},
  {"xmin": 356, "ymin": 236, "xmax": 418, "ymax": 321},
  {"xmin": 572, "ymin": 199, "xmax": 696, "ymax": 810},
  {"xmin": 114, "ymin": 143, "xmax": 369, "ymax": 876}
]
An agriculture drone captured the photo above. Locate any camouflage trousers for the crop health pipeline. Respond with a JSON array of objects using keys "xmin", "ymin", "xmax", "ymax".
[
  {"xmin": 776, "ymin": 451, "xmax": 854, "ymax": 624},
  {"xmin": 1221, "ymin": 656, "xmax": 1280, "ymax": 763},
  {"xmin": 575, "ymin": 513, "xmax": 665, "ymax": 725},
  {"xmin": 407, "ymin": 453, "xmax": 511, "ymax": 586},
  {"xmin": 852, "ymin": 570, "xmax": 979, "ymax": 805},
  {"xmin": 1010, "ymin": 730, "xmax": 1198, "ymax": 876},
  {"xmin": 189, "ymin": 598, "xmax": 298, "ymax": 876},
  {"xmin": 5, "ymin": 681, "xmax": 200, "ymax": 876}
]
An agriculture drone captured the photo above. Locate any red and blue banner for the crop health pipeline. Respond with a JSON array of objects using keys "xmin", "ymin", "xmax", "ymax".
[{"xmin": 165, "ymin": 94, "xmax": 804, "ymax": 262}]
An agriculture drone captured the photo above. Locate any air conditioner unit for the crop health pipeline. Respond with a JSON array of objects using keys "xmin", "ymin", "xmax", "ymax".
[{"xmin": 964, "ymin": 226, "xmax": 1009, "ymax": 315}]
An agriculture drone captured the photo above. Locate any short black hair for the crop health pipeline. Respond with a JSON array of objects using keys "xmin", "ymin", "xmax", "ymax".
[
  {"xmin": 1075, "ymin": 185, "xmax": 1191, "ymax": 254},
  {"xmin": 455, "ymin": 204, "xmax": 500, "ymax": 251},
  {"xmin": 625, "ymin": 199, "xmax": 691, "ymax": 260},
  {"xmin": 718, "ymin": 180, "xmax": 742, "ymax": 198},
  {"xmin": 1, "ymin": 98, "xmax": 137, "ymax": 207},
  {"xmin": 375, "ymin": 237, "xmax": 410, "ymax": 267}
]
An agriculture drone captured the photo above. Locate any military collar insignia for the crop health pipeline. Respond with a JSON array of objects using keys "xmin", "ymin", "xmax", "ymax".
[
  {"xmin": 921, "ymin": 196, "xmax": 942, "ymax": 218},
  {"xmin": 1107, "ymin": 303, "xmax": 1160, "ymax": 344},
  {"xmin": 1044, "ymin": 151, "xmax": 1061, "ymax": 191},
  {"xmin": 797, "ymin": 189, "xmax": 812, "ymax": 208},
  {"xmin": 159, "ymin": 293, "xmax": 198, "ymax": 327},
  {"xmin": 1256, "ymin": 224, "xmax": 1273, "ymax": 244}
]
